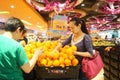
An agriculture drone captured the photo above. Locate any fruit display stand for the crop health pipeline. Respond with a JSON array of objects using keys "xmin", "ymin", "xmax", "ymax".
[
  {"xmin": 24, "ymin": 40, "xmax": 80, "ymax": 80},
  {"xmin": 93, "ymin": 43, "xmax": 120, "ymax": 80},
  {"xmin": 92, "ymin": 39, "xmax": 120, "ymax": 80},
  {"xmin": 35, "ymin": 65, "xmax": 81, "ymax": 79},
  {"xmin": 92, "ymin": 39, "xmax": 115, "ymax": 59},
  {"xmin": 103, "ymin": 46, "xmax": 120, "ymax": 80}
]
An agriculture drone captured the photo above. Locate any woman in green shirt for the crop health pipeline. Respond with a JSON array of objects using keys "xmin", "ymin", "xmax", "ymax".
[{"xmin": 0, "ymin": 17, "xmax": 43, "ymax": 80}]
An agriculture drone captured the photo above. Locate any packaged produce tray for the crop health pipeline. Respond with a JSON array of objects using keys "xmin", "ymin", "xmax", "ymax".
[{"xmin": 36, "ymin": 65, "xmax": 81, "ymax": 79}]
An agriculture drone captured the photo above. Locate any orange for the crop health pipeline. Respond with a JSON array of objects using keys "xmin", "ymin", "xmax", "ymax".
[
  {"xmin": 53, "ymin": 41, "xmax": 58, "ymax": 46},
  {"xmin": 60, "ymin": 48, "xmax": 66, "ymax": 53},
  {"xmin": 59, "ymin": 57, "xmax": 64, "ymax": 64},
  {"xmin": 72, "ymin": 58, "xmax": 79, "ymax": 66},
  {"xmin": 64, "ymin": 58, "xmax": 71, "ymax": 66},
  {"xmin": 53, "ymin": 59, "xmax": 60, "ymax": 66},
  {"xmin": 24, "ymin": 45, "xmax": 31, "ymax": 51},
  {"xmin": 66, "ymin": 48, "xmax": 73, "ymax": 55},
  {"xmin": 53, "ymin": 52, "xmax": 59, "ymax": 59},
  {"xmin": 28, "ymin": 40, "xmax": 34, "ymax": 44},
  {"xmin": 39, "ymin": 54, "xmax": 46, "ymax": 59},
  {"xmin": 30, "ymin": 48, "xmax": 36, "ymax": 54},
  {"xmin": 27, "ymin": 53, "xmax": 33, "ymax": 60},
  {"xmin": 60, "ymin": 64, "xmax": 65, "ymax": 68},
  {"xmin": 36, "ymin": 42, "xmax": 42, "ymax": 48},
  {"xmin": 41, "ymin": 59, "xmax": 47, "ymax": 66},
  {"xmin": 47, "ymin": 59, "xmax": 53, "ymax": 67},
  {"xmin": 68, "ymin": 55, "xmax": 75, "ymax": 60},
  {"xmin": 63, "ymin": 45, "xmax": 70, "ymax": 49},
  {"xmin": 62, "ymin": 53, "xmax": 68, "ymax": 59},
  {"xmin": 71, "ymin": 45, "xmax": 77, "ymax": 51}
]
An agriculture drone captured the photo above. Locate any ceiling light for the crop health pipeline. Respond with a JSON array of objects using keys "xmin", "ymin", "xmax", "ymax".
[
  {"xmin": 81, "ymin": 4, "xmax": 85, "ymax": 7},
  {"xmin": 0, "ymin": 11, "xmax": 9, "ymax": 14},
  {"xmin": 36, "ymin": 25, "xmax": 42, "ymax": 28},
  {"xmin": 28, "ymin": 16, "xmax": 31, "ymax": 19},
  {"xmin": 21, "ymin": 19, "xmax": 32, "ymax": 25},
  {"xmin": 10, "ymin": 5, "xmax": 15, "ymax": 8}
]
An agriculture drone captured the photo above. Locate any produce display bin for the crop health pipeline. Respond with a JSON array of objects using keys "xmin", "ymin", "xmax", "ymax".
[{"xmin": 36, "ymin": 65, "xmax": 81, "ymax": 79}]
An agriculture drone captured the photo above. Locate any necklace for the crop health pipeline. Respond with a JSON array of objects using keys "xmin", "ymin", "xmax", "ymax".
[{"xmin": 73, "ymin": 33, "xmax": 85, "ymax": 42}]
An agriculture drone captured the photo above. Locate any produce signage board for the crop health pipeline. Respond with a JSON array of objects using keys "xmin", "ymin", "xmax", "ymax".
[{"xmin": 53, "ymin": 15, "xmax": 68, "ymax": 30}]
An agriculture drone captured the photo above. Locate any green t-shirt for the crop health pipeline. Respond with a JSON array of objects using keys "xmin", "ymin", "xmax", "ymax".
[{"xmin": 0, "ymin": 35, "xmax": 29, "ymax": 80}]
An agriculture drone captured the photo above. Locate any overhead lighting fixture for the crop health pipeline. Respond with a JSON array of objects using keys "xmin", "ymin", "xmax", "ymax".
[
  {"xmin": 81, "ymin": 4, "xmax": 85, "ymax": 7},
  {"xmin": 21, "ymin": 19, "xmax": 32, "ymax": 25},
  {"xmin": 10, "ymin": 5, "xmax": 15, "ymax": 8},
  {"xmin": 36, "ymin": 25, "xmax": 42, "ymax": 28},
  {"xmin": 28, "ymin": 16, "xmax": 31, "ymax": 19},
  {"xmin": 0, "ymin": 11, "xmax": 9, "ymax": 14},
  {"xmin": 36, "ymin": 25, "xmax": 46, "ymax": 30}
]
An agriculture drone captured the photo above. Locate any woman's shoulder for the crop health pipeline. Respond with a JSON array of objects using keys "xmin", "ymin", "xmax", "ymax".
[
  {"xmin": 84, "ymin": 34, "xmax": 91, "ymax": 40},
  {"xmin": 84, "ymin": 34, "xmax": 91, "ymax": 38}
]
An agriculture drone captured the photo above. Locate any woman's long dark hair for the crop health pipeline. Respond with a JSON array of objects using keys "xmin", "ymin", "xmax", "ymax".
[{"xmin": 69, "ymin": 17, "xmax": 89, "ymax": 34}]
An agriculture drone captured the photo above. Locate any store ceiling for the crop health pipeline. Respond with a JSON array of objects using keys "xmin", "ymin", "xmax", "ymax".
[
  {"xmin": 0, "ymin": 0, "xmax": 120, "ymax": 32},
  {"xmin": 30, "ymin": 0, "xmax": 102, "ymax": 22},
  {"xmin": 30, "ymin": 0, "xmax": 120, "ymax": 21},
  {"xmin": 0, "ymin": 0, "xmax": 48, "ymax": 32},
  {"xmin": 31, "ymin": 0, "xmax": 120, "ymax": 31}
]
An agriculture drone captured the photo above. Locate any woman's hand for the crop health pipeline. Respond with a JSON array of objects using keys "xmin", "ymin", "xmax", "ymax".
[
  {"xmin": 73, "ymin": 51, "xmax": 78, "ymax": 55},
  {"xmin": 50, "ymin": 49, "xmax": 59, "ymax": 56}
]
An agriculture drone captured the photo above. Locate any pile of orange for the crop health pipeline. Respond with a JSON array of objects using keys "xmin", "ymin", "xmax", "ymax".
[
  {"xmin": 37, "ymin": 45, "xmax": 79, "ymax": 67},
  {"xmin": 24, "ymin": 40, "xmax": 59, "ymax": 60},
  {"xmin": 24, "ymin": 40, "xmax": 79, "ymax": 67}
]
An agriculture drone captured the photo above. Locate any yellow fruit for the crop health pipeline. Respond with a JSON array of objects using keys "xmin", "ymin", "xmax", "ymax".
[
  {"xmin": 71, "ymin": 45, "xmax": 77, "ymax": 51},
  {"xmin": 64, "ymin": 58, "xmax": 71, "ymax": 66},
  {"xmin": 66, "ymin": 48, "xmax": 73, "ymax": 55},
  {"xmin": 24, "ymin": 46, "xmax": 31, "ymax": 51},
  {"xmin": 69, "ymin": 55, "xmax": 75, "ymax": 60},
  {"xmin": 28, "ymin": 40, "xmax": 34, "ymax": 44},
  {"xmin": 47, "ymin": 60, "xmax": 53, "ymax": 67},
  {"xmin": 63, "ymin": 45, "xmax": 70, "ymax": 49},
  {"xmin": 41, "ymin": 59, "xmax": 47, "ymax": 66},
  {"xmin": 30, "ymin": 48, "xmax": 36, "ymax": 54},
  {"xmin": 53, "ymin": 60, "xmax": 60, "ymax": 66},
  {"xmin": 27, "ymin": 53, "xmax": 33, "ymax": 60},
  {"xmin": 39, "ymin": 54, "xmax": 46, "ymax": 59},
  {"xmin": 36, "ymin": 42, "xmax": 42, "ymax": 48},
  {"xmin": 62, "ymin": 53, "xmax": 68, "ymax": 59},
  {"xmin": 60, "ymin": 64, "xmax": 65, "ymax": 68},
  {"xmin": 60, "ymin": 48, "xmax": 66, "ymax": 53},
  {"xmin": 59, "ymin": 57, "xmax": 64, "ymax": 64},
  {"xmin": 53, "ymin": 52, "xmax": 59, "ymax": 59},
  {"xmin": 72, "ymin": 58, "xmax": 79, "ymax": 66}
]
